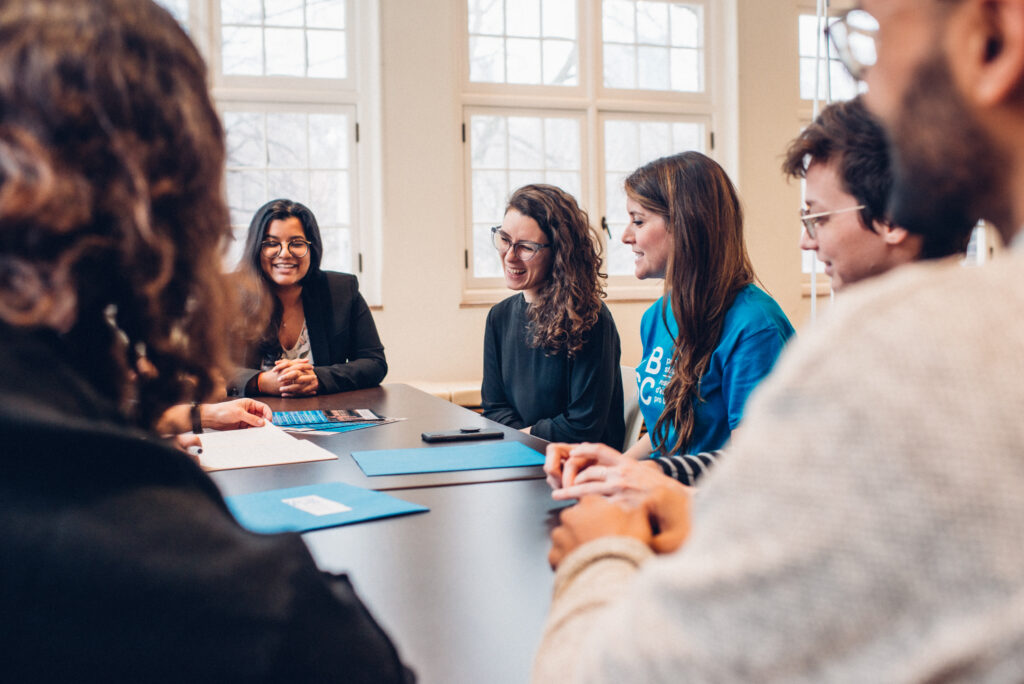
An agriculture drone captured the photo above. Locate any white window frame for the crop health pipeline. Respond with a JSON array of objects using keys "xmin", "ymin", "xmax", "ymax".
[
  {"xmin": 166, "ymin": 0, "xmax": 383, "ymax": 305},
  {"xmin": 459, "ymin": 0, "xmax": 736, "ymax": 303}
]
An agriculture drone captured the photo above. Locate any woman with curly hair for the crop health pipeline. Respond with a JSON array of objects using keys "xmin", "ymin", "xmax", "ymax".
[
  {"xmin": 482, "ymin": 184, "xmax": 625, "ymax": 448},
  {"xmin": 227, "ymin": 198, "xmax": 387, "ymax": 397},
  {"xmin": 546, "ymin": 152, "xmax": 794, "ymax": 493},
  {"xmin": 0, "ymin": 0, "xmax": 411, "ymax": 679}
]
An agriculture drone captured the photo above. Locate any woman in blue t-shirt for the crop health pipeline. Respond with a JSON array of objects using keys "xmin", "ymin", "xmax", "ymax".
[{"xmin": 545, "ymin": 151, "xmax": 795, "ymax": 492}]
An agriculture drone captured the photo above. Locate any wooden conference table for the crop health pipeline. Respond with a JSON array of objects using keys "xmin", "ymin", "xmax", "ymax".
[{"xmin": 210, "ymin": 384, "xmax": 569, "ymax": 684}]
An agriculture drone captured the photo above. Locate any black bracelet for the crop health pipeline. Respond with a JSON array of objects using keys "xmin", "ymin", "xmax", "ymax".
[{"xmin": 190, "ymin": 401, "xmax": 203, "ymax": 434}]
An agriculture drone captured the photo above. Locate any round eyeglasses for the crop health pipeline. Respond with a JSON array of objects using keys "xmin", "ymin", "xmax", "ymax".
[
  {"xmin": 825, "ymin": 9, "xmax": 879, "ymax": 81},
  {"xmin": 261, "ymin": 238, "xmax": 311, "ymax": 259},
  {"xmin": 491, "ymin": 226, "xmax": 551, "ymax": 262},
  {"xmin": 800, "ymin": 205, "xmax": 866, "ymax": 240}
]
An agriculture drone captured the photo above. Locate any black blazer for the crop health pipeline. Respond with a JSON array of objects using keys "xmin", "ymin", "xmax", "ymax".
[
  {"xmin": 229, "ymin": 271, "xmax": 387, "ymax": 396},
  {"xmin": 0, "ymin": 325, "xmax": 413, "ymax": 682}
]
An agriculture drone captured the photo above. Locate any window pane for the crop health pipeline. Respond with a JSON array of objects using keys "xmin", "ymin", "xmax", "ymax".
[
  {"xmin": 265, "ymin": 0, "xmax": 304, "ymax": 26},
  {"xmin": 670, "ymin": 47, "xmax": 701, "ymax": 91},
  {"xmin": 542, "ymin": 0, "xmax": 575, "ymax": 39},
  {"xmin": 307, "ymin": 29, "xmax": 346, "ymax": 78},
  {"xmin": 544, "ymin": 118, "xmax": 579, "ymax": 169},
  {"xmin": 310, "ymin": 170, "xmax": 349, "ymax": 224},
  {"xmin": 265, "ymin": 27, "xmax": 306, "ymax": 76},
  {"xmin": 603, "ymin": 0, "xmax": 635, "ymax": 42},
  {"xmin": 636, "ymin": 1, "xmax": 668, "ymax": 45},
  {"xmin": 468, "ymin": 0, "xmax": 504, "ymax": 34},
  {"xmin": 473, "ymin": 170, "xmax": 507, "ymax": 223},
  {"xmin": 507, "ymin": 0, "xmax": 541, "ymax": 37},
  {"xmin": 222, "ymin": 26, "xmax": 264, "ymax": 75},
  {"xmin": 637, "ymin": 121, "xmax": 671, "ymax": 166},
  {"xmin": 603, "ymin": 43, "xmax": 636, "ymax": 89},
  {"xmin": 267, "ymin": 169, "xmax": 310, "ymax": 203},
  {"xmin": 603, "ymin": 0, "xmax": 704, "ymax": 92},
  {"xmin": 543, "ymin": 39, "xmax": 577, "ymax": 86},
  {"xmin": 224, "ymin": 112, "xmax": 266, "ymax": 167},
  {"xmin": 506, "ymin": 38, "xmax": 542, "ymax": 84},
  {"xmin": 220, "ymin": 0, "xmax": 347, "ymax": 79},
  {"xmin": 222, "ymin": 0, "xmax": 262, "ymax": 24},
  {"xmin": 226, "ymin": 170, "xmax": 267, "ymax": 226},
  {"xmin": 266, "ymin": 113, "xmax": 308, "ymax": 167},
  {"xmin": 309, "ymin": 114, "xmax": 349, "ymax": 168},
  {"xmin": 672, "ymin": 121, "xmax": 703, "ymax": 151},
  {"xmin": 307, "ymin": 0, "xmax": 346, "ymax": 29},
  {"xmin": 468, "ymin": 112, "xmax": 581, "ymax": 276},
  {"xmin": 468, "ymin": 0, "xmax": 577, "ymax": 86},
  {"xmin": 637, "ymin": 46, "xmax": 669, "ymax": 90},
  {"xmin": 670, "ymin": 4, "xmax": 700, "ymax": 47},
  {"xmin": 471, "ymin": 116, "xmax": 508, "ymax": 168},
  {"xmin": 320, "ymin": 227, "xmax": 352, "ymax": 274},
  {"xmin": 544, "ymin": 171, "xmax": 581, "ymax": 201},
  {"xmin": 508, "ymin": 116, "xmax": 544, "ymax": 170},
  {"xmin": 469, "ymin": 36, "xmax": 506, "ymax": 82}
]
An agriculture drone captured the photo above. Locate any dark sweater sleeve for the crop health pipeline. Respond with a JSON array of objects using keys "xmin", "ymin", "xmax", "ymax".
[
  {"xmin": 530, "ymin": 313, "xmax": 620, "ymax": 444},
  {"xmin": 481, "ymin": 306, "xmax": 525, "ymax": 428},
  {"xmin": 313, "ymin": 274, "xmax": 388, "ymax": 394}
]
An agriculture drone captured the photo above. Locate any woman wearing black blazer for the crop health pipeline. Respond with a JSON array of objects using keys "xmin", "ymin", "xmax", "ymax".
[{"xmin": 228, "ymin": 199, "xmax": 387, "ymax": 397}]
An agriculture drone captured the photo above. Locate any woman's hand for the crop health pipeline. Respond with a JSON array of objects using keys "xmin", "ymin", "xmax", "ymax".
[
  {"xmin": 259, "ymin": 359, "xmax": 318, "ymax": 397},
  {"xmin": 543, "ymin": 442, "xmax": 576, "ymax": 490},
  {"xmin": 275, "ymin": 358, "xmax": 318, "ymax": 396},
  {"xmin": 552, "ymin": 442, "xmax": 692, "ymax": 506},
  {"xmin": 201, "ymin": 398, "xmax": 272, "ymax": 430}
]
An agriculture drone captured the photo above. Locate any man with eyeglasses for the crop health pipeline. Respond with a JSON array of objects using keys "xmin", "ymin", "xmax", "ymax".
[
  {"xmin": 533, "ymin": 2, "xmax": 1024, "ymax": 681},
  {"xmin": 784, "ymin": 96, "xmax": 971, "ymax": 291}
]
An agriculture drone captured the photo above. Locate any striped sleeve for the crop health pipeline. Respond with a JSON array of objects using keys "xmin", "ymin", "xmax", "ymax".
[{"xmin": 652, "ymin": 450, "xmax": 724, "ymax": 486}]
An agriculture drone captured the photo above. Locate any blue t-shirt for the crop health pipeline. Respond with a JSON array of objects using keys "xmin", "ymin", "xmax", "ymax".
[{"xmin": 637, "ymin": 284, "xmax": 795, "ymax": 456}]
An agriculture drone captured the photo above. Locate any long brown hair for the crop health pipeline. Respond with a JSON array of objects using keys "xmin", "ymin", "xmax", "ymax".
[
  {"xmin": 0, "ymin": 0, "xmax": 233, "ymax": 428},
  {"xmin": 506, "ymin": 184, "xmax": 605, "ymax": 357},
  {"xmin": 625, "ymin": 152, "xmax": 755, "ymax": 455}
]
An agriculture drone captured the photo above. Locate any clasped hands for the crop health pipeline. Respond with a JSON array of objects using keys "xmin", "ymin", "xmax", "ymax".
[
  {"xmin": 544, "ymin": 442, "xmax": 692, "ymax": 569},
  {"xmin": 258, "ymin": 358, "xmax": 319, "ymax": 397}
]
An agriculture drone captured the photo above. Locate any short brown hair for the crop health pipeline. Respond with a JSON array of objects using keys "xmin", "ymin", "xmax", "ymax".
[{"xmin": 783, "ymin": 96, "xmax": 969, "ymax": 258}]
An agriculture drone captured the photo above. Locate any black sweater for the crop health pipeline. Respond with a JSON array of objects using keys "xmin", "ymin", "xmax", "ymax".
[
  {"xmin": 481, "ymin": 294, "xmax": 625, "ymax": 448},
  {"xmin": 0, "ymin": 325, "xmax": 413, "ymax": 682}
]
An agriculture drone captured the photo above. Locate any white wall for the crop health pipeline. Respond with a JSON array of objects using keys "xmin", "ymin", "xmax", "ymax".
[{"xmin": 373, "ymin": 0, "xmax": 807, "ymax": 386}]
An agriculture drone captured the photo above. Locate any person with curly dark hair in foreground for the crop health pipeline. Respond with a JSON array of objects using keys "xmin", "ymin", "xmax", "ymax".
[
  {"xmin": 0, "ymin": 1, "xmax": 412, "ymax": 681},
  {"xmin": 481, "ymin": 184, "xmax": 625, "ymax": 448}
]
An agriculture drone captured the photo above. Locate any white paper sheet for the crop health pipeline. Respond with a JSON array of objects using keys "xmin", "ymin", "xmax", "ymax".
[{"xmin": 196, "ymin": 423, "xmax": 337, "ymax": 471}]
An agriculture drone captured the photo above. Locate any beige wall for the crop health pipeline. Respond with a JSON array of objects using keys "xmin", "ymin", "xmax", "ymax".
[{"xmin": 374, "ymin": 0, "xmax": 808, "ymax": 386}]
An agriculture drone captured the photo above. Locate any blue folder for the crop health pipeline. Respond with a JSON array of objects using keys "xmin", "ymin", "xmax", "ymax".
[
  {"xmin": 351, "ymin": 441, "xmax": 545, "ymax": 476},
  {"xmin": 226, "ymin": 482, "xmax": 428, "ymax": 534}
]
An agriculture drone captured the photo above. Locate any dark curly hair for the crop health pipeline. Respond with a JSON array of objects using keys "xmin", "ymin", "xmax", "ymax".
[
  {"xmin": 0, "ymin": 0, "xmax": 232, "ymax": 428},
  {"xmin": 505, "ymin": 184, "xmax": 606, "ymax": 357},
  {"xmin": 626, "ymin": 152, "xmax": 754, "ymax": 457}
]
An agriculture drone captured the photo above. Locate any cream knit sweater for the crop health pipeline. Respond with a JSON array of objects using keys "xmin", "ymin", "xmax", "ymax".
[{"xmin": 534, "ymin": 252, "xmax": 1024, "ymax": 683}]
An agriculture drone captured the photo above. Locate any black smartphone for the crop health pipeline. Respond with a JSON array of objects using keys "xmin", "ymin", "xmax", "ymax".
[{"xmin": 421, "ymin": 427, "xmax": 505, "ymax": 443}]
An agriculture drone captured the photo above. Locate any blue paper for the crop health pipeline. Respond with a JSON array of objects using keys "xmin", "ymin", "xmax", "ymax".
[
  {"xmin": 351, "ymin": 441, "xmax": 545, "ymax": 476},
  {"xmin": 226, "ymin": 482, "xmax": 428, "ymax": 534}
]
